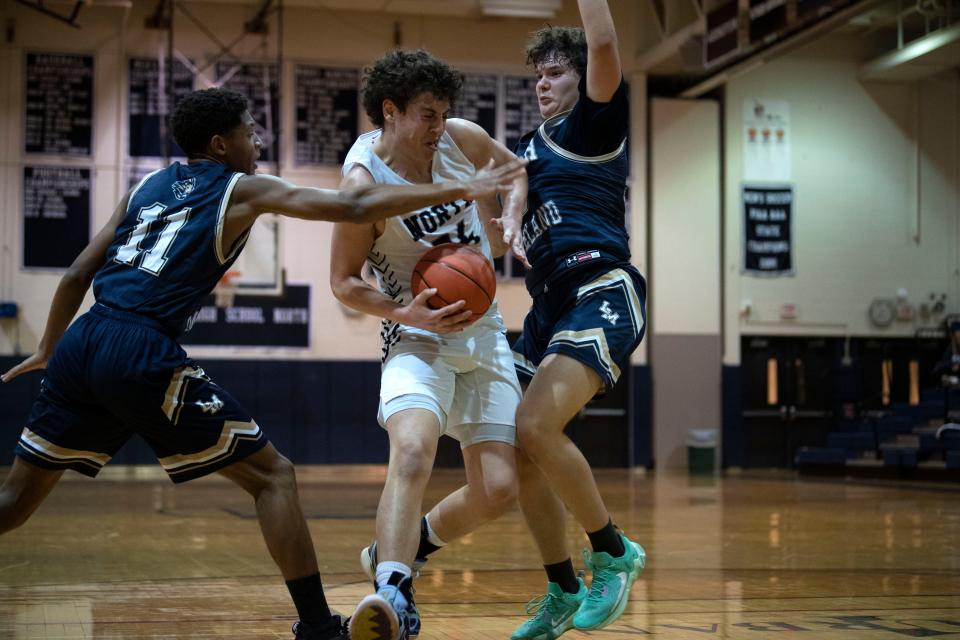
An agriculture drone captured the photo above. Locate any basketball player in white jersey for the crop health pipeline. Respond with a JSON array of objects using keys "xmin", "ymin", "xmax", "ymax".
[{"xmin": 329, "ymin": 50, "xmax": 527, "ymax": 640}]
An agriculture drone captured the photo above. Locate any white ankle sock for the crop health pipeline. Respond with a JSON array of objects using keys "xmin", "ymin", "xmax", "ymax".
[
  {"xmin": 423, "ymin": 514, "xmax": 447, "ymax": 547},
  {"xmin": 375, "ymin": 561, "xmax": 411, "ymax": 590}
]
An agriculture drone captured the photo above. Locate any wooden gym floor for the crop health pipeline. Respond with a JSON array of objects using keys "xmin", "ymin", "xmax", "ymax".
[{"xmin": 1, "ymin": 465, "xmax": 958, "ymax": 639}]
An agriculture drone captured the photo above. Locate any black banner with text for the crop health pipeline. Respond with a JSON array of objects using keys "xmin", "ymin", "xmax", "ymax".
[
  {"xmin": 294, "ymin": 65, "xmax": 359, "ymax": 166},
  {"xmin": 452, "ymin": 72, "xmax": 499, "ymax": 139},
  {"xmin": 181, "ymin": 284, "xmax": 310, "ymax": 347},
  {"xmin": 25, "ymin": 52, "xmax": 93, "ymax": 156},
  {"xmin": 216, "ymin": 62, "xmax": 279, "ymax": 163},
  {"xmin": 23, "ymin": 166, "xmax": 91, "ymax": 269},
  {"xmin": 128, "ymin": 57, "xmax": 194, "ymax": 158},
  {"xmin": 749, "ymin": 0, "xmax": 788, "ymax": 45},
  {"xmin": 704, "ymin": 1, "xmax": 740, "ymax": 68},
  {"xmin": 742, "ymin": 185, "xmax": 793, "ymax": 276},
  {"xmin": 503, "ymin": 75, "xmax": 541, "ymax": 152}
]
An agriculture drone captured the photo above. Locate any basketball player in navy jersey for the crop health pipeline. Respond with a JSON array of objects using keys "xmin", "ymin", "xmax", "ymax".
[
  {"xmin": 0, "ymin": 88, "xmax": 524, "ymax": 640},
  {"xmin": 508, "ymin": 1, "xmax": 647, "ymax": 638}
]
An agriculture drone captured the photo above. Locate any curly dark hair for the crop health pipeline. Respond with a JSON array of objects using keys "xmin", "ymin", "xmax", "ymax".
[
  {"xmin": 361, "ymin": 50, "xmax": 463, "ymax": 127},
  {"xmin": 525, "ymin": 26, "xmax": 587, "ymax": 77},
  {"xmin": 171, "ymin": 88, "xmax": 249, "ymax": 157}
]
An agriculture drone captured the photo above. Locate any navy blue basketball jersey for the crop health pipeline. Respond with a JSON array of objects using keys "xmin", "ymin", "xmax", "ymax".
[
  {"xmin": 514, "ymin": 78, "xmax": 631, "ymax": 295},
  {"xmin": 93, "ymin": 161, "xmax": 247, "ymax": 336}
]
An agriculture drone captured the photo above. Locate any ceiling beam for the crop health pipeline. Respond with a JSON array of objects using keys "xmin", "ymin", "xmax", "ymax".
[
  {"xmin": 859, "ymin": 20, "xmax": 960, "ymax": 80},
  {"xmin": 14, "ymin": 0, "xmax": 84, "ymax": 28},
  {"xmin": 679, "ymin": 0, "xmax": 885, "ymax": 97}
]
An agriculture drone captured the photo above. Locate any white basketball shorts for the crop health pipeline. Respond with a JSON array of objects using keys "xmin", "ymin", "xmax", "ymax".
[{"xmin": 378, "ymin": 326, "xmax": 521, "ymax": 448}]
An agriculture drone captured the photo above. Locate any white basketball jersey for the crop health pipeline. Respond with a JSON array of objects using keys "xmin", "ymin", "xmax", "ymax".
[{"xmin": 342, "ymin": 128, "xmax": 504, "ymax": 354}]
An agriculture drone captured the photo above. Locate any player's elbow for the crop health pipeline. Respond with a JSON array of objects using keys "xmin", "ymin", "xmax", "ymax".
[
  {"xmin": 329, "ymin": 274, "xmax": 350, "ymax": 304},
  {"xmin": 62, "ymin": 265, "xmax": 95, "ymax": 291},
  {"xmin": 589, "ymin": 31, "xmax": 618, "ymax": 56},
  {"xmin": 330, "ymin": 272, "xmax": 365, "ymax": 308}
]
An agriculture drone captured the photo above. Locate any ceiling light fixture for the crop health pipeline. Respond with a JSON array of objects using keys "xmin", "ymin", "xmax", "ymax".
[{"xmin": 480, "ymin": 0, "xmax": 561, "ymax": 19}]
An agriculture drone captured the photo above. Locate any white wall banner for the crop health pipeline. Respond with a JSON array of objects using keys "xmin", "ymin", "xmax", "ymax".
[{"xmin": 743, "ymin": 98, "xmax": 791, "ymax": 182}]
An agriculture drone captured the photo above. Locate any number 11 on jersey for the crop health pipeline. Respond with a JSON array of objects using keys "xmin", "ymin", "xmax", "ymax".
[{"xmin": 114, "ymin": 203, "xmax": 192, "ymax": 275}]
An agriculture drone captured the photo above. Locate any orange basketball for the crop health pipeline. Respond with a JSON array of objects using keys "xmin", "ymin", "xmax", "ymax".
[{"xmin": 411, "ymin": 243, "xmax": 496, "ymax": 322}]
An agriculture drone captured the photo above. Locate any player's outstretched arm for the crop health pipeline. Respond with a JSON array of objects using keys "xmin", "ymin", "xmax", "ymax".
[
  {"xmin": 446, "ymin": 119, "xmax": 529, "ymax": 265},
  {"xmin": 1, "ymin": 194, "xmax": 130, "ymax": 384},
  {"xmin": 329, "ymin": 166, "xmax": 474, "ymax": 334},
  {"xmin": 226, "ymin": 157, "xmax": 526, "ymax": 229},
  {"xmin": 579, "ymin": 0, "xmax": 622, "ymax": 102}
]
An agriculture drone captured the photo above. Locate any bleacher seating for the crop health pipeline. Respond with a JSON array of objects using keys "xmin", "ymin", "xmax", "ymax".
[
  {"xmin": 794, "ymin": 447, "xmax": 847, "ymax": 466},
  {"xmin": 941, "ymin": 429, "xmax": 960, "ymax": 451},
  {"xmin": 795, "ymin": 388, "xmax": 959, "ymax": 481},
  {"xmin": 947, "ymin": 451, "xmax": 960, "ymax": 470},
  {"xmin": 826, "ymin": 431, "xmax": 875, "ymax": 455}
]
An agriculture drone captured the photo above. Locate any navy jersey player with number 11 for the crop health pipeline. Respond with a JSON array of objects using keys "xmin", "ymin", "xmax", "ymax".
[{"xmin": 0, "ymin": 88, "xmax": 525, "ymax": 640}]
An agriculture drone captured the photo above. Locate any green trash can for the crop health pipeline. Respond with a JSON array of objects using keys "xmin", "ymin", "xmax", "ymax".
[{"xmin": 686, "ymin": 429, "xmax": 717, "ymax": 474}]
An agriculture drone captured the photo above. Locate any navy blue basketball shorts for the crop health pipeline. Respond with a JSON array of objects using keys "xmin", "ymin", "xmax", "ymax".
[
  {"xmin": 513, "ymin": 265, "xmax": 647, "ymax": 391},
  {"xmin": 15, "ymin": 305, "xmax": 267, "ymax": 483}
]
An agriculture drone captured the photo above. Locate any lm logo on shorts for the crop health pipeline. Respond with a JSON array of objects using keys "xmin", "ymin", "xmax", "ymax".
[
  {"xmin": 600, "ymin": 301, "xmax": 619, "ymax": 326},
  {"xmin": 197, "ymin": 394, "xmax": 224, "ymax": 415},
  {"xmin": 172, "ymin": 178, "xmax": 196, "ymax": 200}
]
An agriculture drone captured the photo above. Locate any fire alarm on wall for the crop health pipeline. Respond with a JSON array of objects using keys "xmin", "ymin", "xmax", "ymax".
[{"xmin": 897, "ymin": 302, "xmax": 915, "ymax": 322}]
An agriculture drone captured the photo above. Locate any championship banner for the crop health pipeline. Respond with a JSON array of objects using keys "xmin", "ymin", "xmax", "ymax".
[
  {"xmin": 704, "ymin": 0, "xmax": 740, "ymax": 68},
  {"xmin": 25, "ymin": 52, "xmax": 93, "ymax": 156},
  {"xmin": 742, "ymin": 185, "xmax": 793, "ymax": 276},
  {"xmin": 22, "ymin": 166, "xmax": 91, "ymax": 269}
]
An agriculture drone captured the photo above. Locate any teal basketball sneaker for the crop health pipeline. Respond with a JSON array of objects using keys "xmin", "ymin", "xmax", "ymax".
[
  {"xmin": 511, "ymin": 579, "xmax": 586, "ymax": 640},
  {"xmin": 573, "ymin": 534, "xmax": 645, "ymax": 630}
]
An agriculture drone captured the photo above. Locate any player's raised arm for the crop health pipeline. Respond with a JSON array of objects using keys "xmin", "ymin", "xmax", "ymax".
[
  {"xmin": 579, "ymin": 0, "xmax": 621, "ymax": 102},
  {"xmin": 1, "ymin": 193, "xmax": 131, "ymax": 383}
]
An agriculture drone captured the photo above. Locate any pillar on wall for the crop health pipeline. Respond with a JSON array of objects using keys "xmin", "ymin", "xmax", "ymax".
[
  {"xmin": 649, "ymin": 97, "xmax": 722, "ymax": 471},
  {"xmin": 629, "ymin": 71, "xmax": 652, "ymax": 468}
]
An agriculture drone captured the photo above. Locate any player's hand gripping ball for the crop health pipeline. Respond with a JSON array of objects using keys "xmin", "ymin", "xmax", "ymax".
[{"xmin": 411, "ymin": 243, "xmax": 496, "ymax": 324}]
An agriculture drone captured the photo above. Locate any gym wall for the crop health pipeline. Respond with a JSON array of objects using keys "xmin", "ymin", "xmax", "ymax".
[
  {"xmin": 717, "ymin": 33, "xmax": 959, "ymax": 469},
  {"xmin": 723, "ymin": 34, "xmax": 959, "ymax": 362}
]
